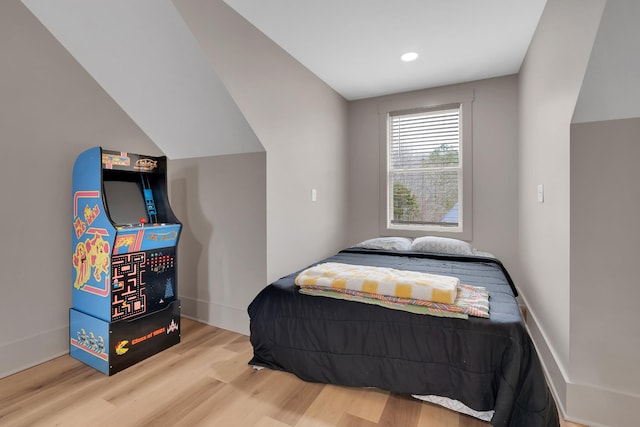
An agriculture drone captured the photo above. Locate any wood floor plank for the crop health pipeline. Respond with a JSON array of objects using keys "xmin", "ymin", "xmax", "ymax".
[
  {"xmin": 259, "ymin": 371, "xmax": 325, "ymax": 426},
  {"xmin": 417, "ymin": 401, "xmax": 462, "ymax": 427},
  {"xmin": 0, "ymin": 319, "xmax": 583, "ymax": 427},
  {"xmin": 171, "ymin": 373, "xmax": 255, "ymax": 427},
  {"xmin": 99, "ymin": 352, "xmax": 184, "ymax": 405},
  {"xmin": 32, "ymin": 395, "xmax": 115, "ymax": 427},
  {"xmin": 340, "ymin": 387, "xmax": 389, "ymax": 424},
  {"xmin": 295, "ymin": 384, "xmax": 367, "ymax": 427},
  {"xmin": 191, "ymin": 376, "xmax": 282, "ymax": 426},
  {"xmin": 134, "ymin": 376, "xmax": 226, "ymax": 427},
  {"xmin": 458, "ymin": 414, "xmax": 491, "ymax": 427},
  {"xmin": 255, "ymin": 415, "xmax": 293, "ymax": 427},
  {"xmin": 223, "ymin": 333, "xmax": 252, "ymax": 353},
  {"xmin": 337, "ymin": 413, "xmax": 380, "ymax": 427},
  {"xmin": 208, "ymin": 347, "xmax": 256, "ymax": 384},
  {"xmin": 376, "ymin": 393, "xmax": 422, "ymax": 427},
  {"xmin": 0, "ymin": 360, "xmax": 106, "ymax": 427}
]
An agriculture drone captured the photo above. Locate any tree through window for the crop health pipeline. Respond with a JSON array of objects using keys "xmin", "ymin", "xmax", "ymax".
[{"xmin": 389, "ymin": 107, "xmax": 462, "ymax": 228}]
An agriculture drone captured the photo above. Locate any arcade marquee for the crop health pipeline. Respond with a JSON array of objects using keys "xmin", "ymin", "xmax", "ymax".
[{"xmin": 70, "ymin": 147, "xmax": 182, "ymax": 375}]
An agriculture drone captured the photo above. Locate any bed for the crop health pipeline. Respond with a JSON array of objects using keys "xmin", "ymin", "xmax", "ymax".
[{"xmin": 248, "ymin": 241, "xmax": 559, "ymax": 427}]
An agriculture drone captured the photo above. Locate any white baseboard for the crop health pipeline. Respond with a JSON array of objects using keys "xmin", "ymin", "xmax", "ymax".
[
  {"xmin": 566, "ymin": 381, "xmax": 640, "ymax": 427},
  {"xmin": 520, "ymin": 295, "xmax": 639, "ymax": 427},
  {"xmin": 518, "ymin": 294, "xmax": 568, "ymax": 414},
  {"xmin": 0, "ymin": 325, "xmax": 69, "ymax": 379},
  {"xmin": 179, "ymin": 296, "xmax": 249, "ymax": 336}
]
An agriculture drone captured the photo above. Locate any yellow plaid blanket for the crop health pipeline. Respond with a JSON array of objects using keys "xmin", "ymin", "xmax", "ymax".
[{"xmin": 294, "ymin": 262, "xmax": 459, "ymax": 305}]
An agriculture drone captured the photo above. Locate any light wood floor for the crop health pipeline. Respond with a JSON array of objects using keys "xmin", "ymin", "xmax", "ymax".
[{"xmin": 0, "ymin": 319, "xmax": 585, "ymax": 427}]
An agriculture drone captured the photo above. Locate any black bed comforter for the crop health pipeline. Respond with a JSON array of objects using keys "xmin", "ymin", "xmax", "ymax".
[{"xmin": 248, "ymin": 249, "xmax": 559, "ymax": 427}]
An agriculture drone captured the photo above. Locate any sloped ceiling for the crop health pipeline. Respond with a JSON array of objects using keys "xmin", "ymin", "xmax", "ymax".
[
  {"xmin": 573, "ymin": 0, "xmax": 640, "ymax": 123},
  {"xmin": 21, "ymin": 0, "xmax": 264, "ymax": 160}
]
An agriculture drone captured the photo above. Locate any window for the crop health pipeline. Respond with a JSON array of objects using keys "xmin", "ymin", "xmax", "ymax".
[{"xmin": 379, "ymin": 89, "xmax": 473, "ymax": 239}]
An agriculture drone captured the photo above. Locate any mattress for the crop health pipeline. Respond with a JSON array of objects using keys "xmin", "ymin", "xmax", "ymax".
[{"xmin": 248, "ymin": 248, "xmax": 559, "ymax": 427}]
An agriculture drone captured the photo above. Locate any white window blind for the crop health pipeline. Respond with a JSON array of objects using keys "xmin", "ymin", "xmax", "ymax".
[{"xmin": 389, "ymin": 106, "xmax": 461, "ymax": 227}]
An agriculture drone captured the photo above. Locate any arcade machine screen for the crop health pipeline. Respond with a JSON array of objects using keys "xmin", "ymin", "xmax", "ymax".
[{"xmin": 102, "ymin": 179, "xmax": 149, "ymax": 225}]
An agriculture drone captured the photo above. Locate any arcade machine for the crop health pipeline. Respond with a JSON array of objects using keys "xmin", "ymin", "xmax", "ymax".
[{"xmin": 70, "ymin": 147, "xmax": 182, "ymax": 375}]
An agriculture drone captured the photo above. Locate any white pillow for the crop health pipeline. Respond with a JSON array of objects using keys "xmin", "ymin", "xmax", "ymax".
[
  {"xmin": 410, "ymin": 236, "xmax": 474, "ymax": 255},
  {"xmin": 355, "ymin": 237, "xmax": 412, "ymax": 251},
  {"xmin": 472, "ymin": 249, "xmax": 496, "ymax": 259}
]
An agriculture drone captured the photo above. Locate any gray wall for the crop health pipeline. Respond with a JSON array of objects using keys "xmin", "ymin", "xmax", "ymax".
[
  {"xmin": 173, "ymin": 0, "xmax": 350, "ymax": 283},
  {"xmin": 0, "ymin": 0, "xmax": 161, "ymax": 377},
  {"xmin": 570, "ymin": 118, "xmax": 640, "ymax": 426},
  {"xmin": 170, "ymin": 153, "xmax": 266, "ymax": 335},
  {"xmin": 347, "ymin": 76, "xmax": 520, "ymax": 282}
]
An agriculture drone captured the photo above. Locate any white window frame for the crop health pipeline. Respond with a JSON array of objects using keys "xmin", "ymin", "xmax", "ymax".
[{"xmin": 378, "ymin": 88, "xmax": 474, "ymax": 240}]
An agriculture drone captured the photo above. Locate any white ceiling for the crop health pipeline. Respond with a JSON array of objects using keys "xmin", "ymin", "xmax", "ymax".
[{"xmin": 223, "ymin": 0, "xmax": 548, "ymax": 100}]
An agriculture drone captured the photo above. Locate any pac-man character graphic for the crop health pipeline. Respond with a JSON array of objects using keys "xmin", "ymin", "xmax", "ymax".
[
  {"xmin": 115, "ymin": 340, "xmax": 129, "ymax": 356},
  {"xmin": 89, "ymin": 235, "xmax": 110, "ymax": 282},
  {"xmin": 72, "ymin": 241, "xmax": 91, "ymax": 289}
]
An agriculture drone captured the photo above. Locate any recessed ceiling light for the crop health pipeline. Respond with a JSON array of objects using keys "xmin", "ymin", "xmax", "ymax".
[{"xmin": 401, "ymin": 52, "xmax": 419, "ymax": 62}]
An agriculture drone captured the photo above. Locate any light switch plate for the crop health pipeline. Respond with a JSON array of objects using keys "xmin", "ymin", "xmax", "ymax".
[{"xmin": 537, "ymin": 184, "xmax": 544, "ymax": 203}]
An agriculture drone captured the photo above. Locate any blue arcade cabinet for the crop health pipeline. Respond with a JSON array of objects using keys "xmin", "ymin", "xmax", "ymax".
[{"xmin": 70, "ymin": 147, "xmax": 182, "ymax": 375}]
